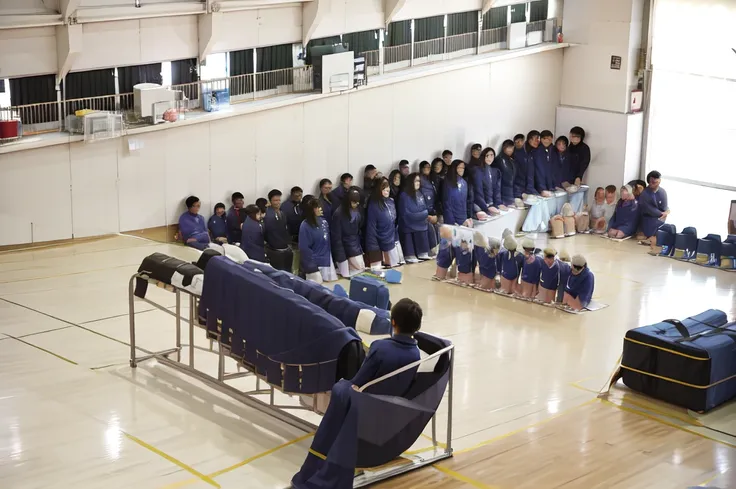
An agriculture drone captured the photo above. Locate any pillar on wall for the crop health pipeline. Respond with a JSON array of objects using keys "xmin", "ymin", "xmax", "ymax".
[
  {"xmin": 55, "ymin": 23, "xmax": 82, "ymax": 85},
  {"xmin": 476, "ymin": 11, "xmax": 483, "ymax": 54},
  {"xmin": 60, "ymin": 0, "xmax": 81, "ymax": 22},
  {"xmin": 385, "ymin": 0, "xmax": 408, "ymax": 25},
  {"xmin": 198, "ymin": 11, "xmax": 222, "ymax": 64},
  {"xmin": 481, "ymin": 0, "xmax": 493, "ymax": 14},
  {"xmin": 303, "ymin": 0, "xmax": 329, "ymax": 46},
  {"xmin": 558, "ymin": 0, "xmax": 647, "ymax": 193},
  {"xmin": 378, "ymin": 28, "xmax": 385, "ymax": 75}
]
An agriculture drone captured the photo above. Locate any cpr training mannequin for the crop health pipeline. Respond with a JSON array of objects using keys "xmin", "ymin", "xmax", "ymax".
[
  {"xmin": 432, "ymin": 225, "xmax": 454, "ymax": 281},
  {"xmin": 536, "ymin": 248, "xmax": 560, "ymax": 304},
  {"xmin": 562, "ymin": 254, "xmax": 595, "ymax": 311},
  {"xmin": 498, "ymin": 235, "xmax": 523, "ymax": 295},
  {"xmin": 518, "ymin": 238, "xmax": 542, "ymax": 299},
  {"xmin": 455, "ymin": 236, "xmax": 475, "ymax": 286},
  {"xmin": 473, "ymin": 232, "xmax": 501, "ymax": 291}
]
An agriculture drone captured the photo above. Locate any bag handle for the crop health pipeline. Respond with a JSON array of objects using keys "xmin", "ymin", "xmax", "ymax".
[{"xmin": 662, "ymin": 319, "xmax": 690, "ymax": 338}]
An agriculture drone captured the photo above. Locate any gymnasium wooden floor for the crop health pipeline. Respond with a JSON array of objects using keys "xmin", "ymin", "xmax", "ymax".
[{"xmin": 1, "ymin": 233, "xmax": 735, "ymax": 488}]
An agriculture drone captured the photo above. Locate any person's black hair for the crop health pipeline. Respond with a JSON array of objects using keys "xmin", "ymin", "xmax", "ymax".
[
  {"xmin": 570, "ymin": 126, "xmax": 586, "ymax": 140},
  {"xmin": 255, "ymin": 198, "xmax": 267, "ymax": 213},
  {"xmin": 319, "ymin": 178, "xmax": 332, "ymax": 189},
  {"xmin": 540, "ymin": 130, "xmax": 554, "ymax": 139},
  {"xmin": 391, "ymin": 298, "xmax": 423, "ymax": 335},
  {"xmin": 364, "ymin": 165, "xmax": 376, "ymax": 173},
  {"xmin": 446, "ymin": 159, "xmax": 466, "ymax": 186},
  {"xmin": 341, "ymin": 188, "xmax": 363, "ymax": 218},
  {"xmin": 527, "ymin": 130, "xmax": 541, "ymax": 140},
  {"xmin": 402, "ymin": 172, "xmax": 421, "ymax": 198},
  {"xmin": 231, "ymin": 192, "xmax": 244, "ymax": 202},
  {"xmin": 479, "ymin": 147, "xmax": 496, "ymax": 167},
  {"xmin": 513, "ymin": 133, "xmax": 525, "ymax": 142},
  {"xmin": 501, "ymin": 139, "xmax": 515, "ymax": 155},
  {"xmin": 399, "ymin": 160, "xmax": 409, "ymax": 167},
  {"xmin": 290, "ymin": 186, "xmax": 303, "ymax": 195},
  {"xmin": 605, "ymin": 185, "xmax": 617, "ymax": 194},
  {"xmin": 555, "ymin": 135, "xmax": 569, "ymax": 147},
  {"xmin": 340, "ymin": 173, "xmax": 353, "ymax": 183},
  {"xmin": 303, "ymin": 197, "xmax": 321, "ymax": 227},
  {"xmin": 646, "ymin": 170, "xmax": 662, "ymax": 184},
  {"xmin": 185, "ymin": 196, "xmax": 200, "ymax": 209},
  {"xmin": 471, "ymin": 143, "xmax": 482, "ymax": 152},
  {"xmin": 389, "ymin": 169, "xmax": 401, "ymax": 187},
  {"xmin": 244, "ymin": 204, "xmax": 260, "ymax": 218},
  {"xmin": 419, "ymin": 160, "xmax": 431, "ymax": 171},
  {"xmin": 302, "ymin": 194, "xmax": 315, "ymax": 207},
  {"xmin": 267, "ymin": 189, "xmax": 282, "ymax": 201},
  {"xmin": 370, "ymin": 177, "xmax": 390, "ymax": 209},
  {"xmin": 442, "ymin": 149, "xmax": 453, "ymax": 158},
  {"xmin": 214, "ymin": 202, "xmax": 226, "ymax": 212}
]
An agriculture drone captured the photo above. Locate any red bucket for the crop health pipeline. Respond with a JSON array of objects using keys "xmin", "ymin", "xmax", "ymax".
[{"xmin": 0, "ymin": 120, "xmax": 19, "ymax": 139}]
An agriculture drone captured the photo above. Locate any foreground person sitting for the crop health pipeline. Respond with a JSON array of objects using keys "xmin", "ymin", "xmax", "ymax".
[
  {"xmin": 178, "ymin": 196, "xmax": 211, "ymax": 250},
  {"xmin": 292, "ymin": 298, "xmax": 423, "ymax": 489}
]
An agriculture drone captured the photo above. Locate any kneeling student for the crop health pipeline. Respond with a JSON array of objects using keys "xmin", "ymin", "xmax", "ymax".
[
  {"xmin": 537, "ymin": 248, "xmax": 560, "ymax": 303},
  {"xmin": 433, "ymin": 225, "xmax": 454, "ymax": 280},
  {"xmin": 563, "ymin": 254, "xmax": 595, "ymax": 311},
  {"xmin": 474, "ymin": 232, "xmax": 501, "ymax": 291},
  {"xmin": 292, "ymin": 299, "xmax": 423, "ymax": 489},
  {"xmin": 498, "ymin": 235, "xmax": 523, "ymax": 295},
  {"xmin": 556, "ymin": 250, "xmax": 572, "ymax": 303},
  {"xmin": 518, "ymin": 238, "xmax": 542, "ymax": 299}
]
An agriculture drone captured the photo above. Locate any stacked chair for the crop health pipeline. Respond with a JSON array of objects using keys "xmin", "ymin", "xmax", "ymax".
[{"xmin": 653, "ymin": 224, "xmax": 735, "ymax": 271}]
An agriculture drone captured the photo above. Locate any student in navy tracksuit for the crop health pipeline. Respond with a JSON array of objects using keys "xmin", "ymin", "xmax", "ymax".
[
  {"xmin": 331, "ymin": 188, "xmax": 365, "ymax": 278},
  {"xmin": 263, "ymin": 189, "xmax": 294, "ymax": 271},
  {"xmin": 442, "ymin": 160, "xmax": 474, "ymax": 227},
  {"xmin": 299, "ymin": 198, "xmax": 336, "ymax": 283},
  {"xmin": 281, "ymin": 186, "xmax": 304, "ymax": 242},
  {"xmin": 470, "ymin": 147, "xmax": 504, "ymax": 215},
  {"xmin": 226, "ymin": 192, "xmax": 246, "ymax": 244},
  {"xmin": 607, "ymin": 185, "xmax": 640, "ymax": 239},
  {"xmin": 638, "ymin": 170, "xmax": 670, "ymax": 242},
  {"xmin": 492, "ymin": 140, "xmax": 517, "ymax": 207},
  {"xmin": 533, "ymin": 130, "xmax": 556, "ymax": 196},
  {"xmin": 419, "ymin": 161, "xmax": 440, "ymax": 252},
  {"xmin": 292, "ymin": 299, "xmax": 423, "ymax": 489},
  {"xmin": 557, "ymin": 252, "xmax": 572, "ymax": 303},
  {"xmin": 430, "ymin": 158, "xmax": 446, "ymax": 217},
  {"xmin": 519, "ymin": 239, "xmax": 542, "ymax": 299},
  {"xmin": 399, "ymin": 173, "xmax": 431, "ymax": 264},
  {"xmin": 318, "ymin": 178, "xmax": 334, "ymax": 218},
  {"xmin": 178, "ymin": 196, "xmax": 211, "ymax": 251},
  {"xmin": 240, "ymin": 204, "xmax": 266, "ymax": 262},
  {"xmin": 514, "ymin": 131, "xmax": 540, "ymax": 198},
  {"xmin": 474, "ymin": 233, "xmax": 501, "ymax": 291},
  {"xmin": 537, "ymin": 248, "xmax": 560, "ymax": 304},
  {"xmin": 388, "ymin": 170, "xmax": 402, "ymax": 202},
  {"xmin": 568, "ymin": 126, "xmax": 591, "ymax": 186},
  {"xmin": 551, "ymin": 136, "xmax": 570, "ymax": 189},
  {"xmin": 366, "ymin": 177, "xmax": 403, "ymax": 270},
  {"xmin": 498, "ymin": 235, "xmax": 523, "ymax": 295},
  {"xmin": 207, "ymin": 202, "xmax": 228, "ymax": 244},
  {"xmin": 329, "ymin": 173, "xmax": 353, "ymax": 212},
  {"xmin": 563, "ymin": 255, "xmax": 595, "ymax": 311}
]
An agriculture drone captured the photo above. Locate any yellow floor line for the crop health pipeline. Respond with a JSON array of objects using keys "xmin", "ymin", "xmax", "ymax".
[
  {"xmin": 420, "ymin": 433, "xmax": 448, "ymax": 449},
  {"xmin": 569, "ymin": 381, "xmax": 599, "ymax": 395},
  {"xmin": 433, "ymin": 465, "xmax": 500, "ymax": 489},
  {"xmin": 123, "ymin": 432, "xmax": 220, "ymax": 488},
  {"xmin": 604, "ymin": 393, "xmax": 704, "ymax": 427},
  {"xmin": 4, "ymin": 333, "xmax": 78, "ymax": 365},
  {"xmin": 600, "ymin": 399, "xmax": 736, "ymax": 450},
  {"xmin": 454, "ymin": 397, "xmax": 598, "ymax": 455}
]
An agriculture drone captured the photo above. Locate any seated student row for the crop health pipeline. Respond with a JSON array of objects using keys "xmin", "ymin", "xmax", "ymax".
[{"xmin": 176, "ymin": 126, "xmax": 594, "ymax": 281}]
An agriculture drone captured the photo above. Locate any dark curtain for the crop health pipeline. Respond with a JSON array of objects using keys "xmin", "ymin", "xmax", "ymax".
[
  {"xmin": 414, "ymin": 16, "xmax": 444, "ymax": 42},
  {"xmin": 171, "ymin": 58, "xmax": 199, "ymax": 101},
  {"xmin": 510, "ymin": 3, "xmax": 527, "ymax": 23},
  {"xmin": 306, "ymin": 36, "xmax": 342, "ymax": 65},
  {"xmin": 448, "ymin": 11, "xmax": 477, "ymax": 36},
  {"xmin": 342, "ymin": 30, "xmax": 379, "ymax": 56},
  {"xmin": 229, "ymin": 49, "xmax": 255, "ymax": 96},
  {"xmin": 117, "ymin": 63, "xmax": 162, "ymax": 110},
  {"xmin": 9, "ymin": 74, "xmax": 58, "ymax": 125},
  {"xmin": 0, "ymin": 79, "xmax": 5, "ymax": 93},
  {"xmin": 386, "ymin": 20, "xmax": 411, "ymax": 47},
  {"xmin": 529, "ymin": 0, "xmax": 549, "ymax": 22},
  {"xmin": 257, "ymin": 44, "xmax": 294, "ymax": 91},
  {"xmin": 64, "ymin": 68, "xmax": 116, "ymax": 114},
  {"xmin": 483, "ymin": 6, "xmax": 508, "ymax": 29}
]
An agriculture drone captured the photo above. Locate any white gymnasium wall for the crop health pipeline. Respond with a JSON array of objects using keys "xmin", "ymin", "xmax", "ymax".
[
  {"xmin": 393, "ymin": 0, "xmax": 483, "ymax": 22},
  {"xmin": 311, "ymin": 0, "xmax": 384, "ymax": 39},
  {"xmin": 0, "ymin": 49, "xmax": 563, "ymax": 246},
  {"xmin": 0, "ymin": 27, "xmax": 58, "ymax": 78}
]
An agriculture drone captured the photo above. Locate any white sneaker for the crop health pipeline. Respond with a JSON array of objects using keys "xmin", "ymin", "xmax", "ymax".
[
  {"xmin": 405, "ymin": 256, "xmax": 420, "ymax": 264},
  {"xmin": 417, "ymin": 253, "xmax": 431, "ymax": 260}
]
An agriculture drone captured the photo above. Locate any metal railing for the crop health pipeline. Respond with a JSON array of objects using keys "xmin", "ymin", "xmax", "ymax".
[
  {"xmin": 384, "ymin": 43, "xmax": 411, "ymax": 65},
  {"xmin": 364, "ymin": 50, "xmax": 380, "ymax": 67},
  {"xmin": 414, "ymin": 37, "xmax": 445, "ymax": 60},
  {"xmin": 526, "ymin": 19, "xmax": 557, "ymax": 46},
  {"xmin": 480, "ymin": 26, "xmax": 508, "ymax": 47},
  {"xmin": 526, "ymin": 19, "xmax": 547, "ymax": 34},
  {"xmin": 446, "ymin": 32, "xmax": 478, "ymax": 55}
]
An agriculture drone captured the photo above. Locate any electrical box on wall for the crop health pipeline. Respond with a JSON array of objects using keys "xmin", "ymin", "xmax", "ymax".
[{"xmin": 630, "ymin": 90, "xmax": 643, "ymax": 113}]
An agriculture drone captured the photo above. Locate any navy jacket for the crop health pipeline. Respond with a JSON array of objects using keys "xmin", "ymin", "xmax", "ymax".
[
  {"xmin": 351, "ymin": 335, "xmax": 420, "ymax": 396},
  {"xmin": 551, "ymin": 148, "xmax": 570, "ymax": 188},
  {"xmin": 638, "ymin": 187, "xmax": 669, "ymax": 237},
  {"xmin": 240, "ymin": 217, "xmax": 266, "ymax": 262},
  {"xmin": 398, "ymin": 192, "xmax": 429, "ymax": 233},
  {"xmin": 565, "ymin": 267, "xmax": 595, "ymax": 308},
  {"xmin": 366, "ymin": 198, "xmax": 398, "ymax": 252},
  {"xmin": 476, "ymin": 248, "xmax": 499, "ymax": 279},
  {"xmin": 207, "ymin": 214, "xmax": 228, "ymax": 242},
  {"xmin": 442, "ymin": 177, "xmax": 472, "ymax": 226},
  {"xmin": 419, "ymin": 175, "xmax": 438, "ymax": 215},
  {"xmin": 608, "ymin": 199, "xmax": 640, "ymax": 237},
  {"xmin": 319, "ymin": 195, "xmax": 334, "ymax": 218},
  {"xmin": 499, "ymin": 249, "xmax": 523, "ymax": 280},
  {"xmin": 263, "ymin": 207, "xmax": 291, "ymax": 250},
  {"xmin": 430, "ymin": 173, "xmax": 445, "ymax": 215},
  {"xmin": 539, "ymin": 260, "xmax": 560, "ymax": 291},
  {"xmin": 470, "ymin": 164, "xmax": 502, "ymax": 209},
  {"xmin": 281, "ymin": 199, "xmax": 304, "ymax": 238},
  {"xmin": 533, "ymin": 145, "xmax": 555, "ymax": 193},
  {"xmin": 568, "ymin": 141, "xmax": 591, "ymax": 182},
  {"xmin": 513, "ymin": 146, "xmax": 537, "ymax": 197},
  {"xmin": 492, "ymin": 154, "xmax": 516, "ymax": 206},
  {"xmin": 331, "ymin": 208, "xmax": 363, "ymax": 263},
  {"xmin": 226, "ymin": 207, "xmax": 246, "ymax": 243},
  {"xmin": 299, "ymin": 218, "xmax": 332, "ymax": 274},
  {"xmin": 329, "ymin": 186, "xmax": 348, "ymax": 213},
  {"xmin": 521, "ymin": 255, "xmax": 542, "ymax": 285}
]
